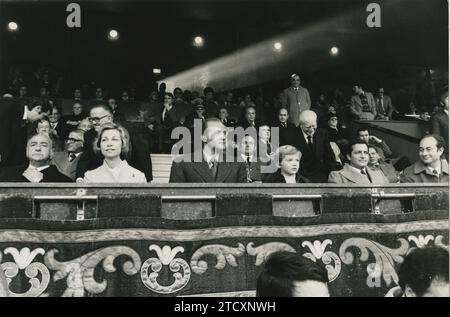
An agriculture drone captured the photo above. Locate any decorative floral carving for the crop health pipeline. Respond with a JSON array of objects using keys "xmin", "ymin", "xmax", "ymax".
[
  {"xmin": 190, "ymin": 243, "xmax": 246, "ymax": 274},
  {"xmin": 44, "ymin": 246, "xmax": 141, "ymax": 297},
  {"xmin": 407, "ymin": 235, "xmax": 436, "ymax": 248},
  {"xmin": 435, "ymin": 235, "xmax": 449, "ymax": 250},
  {"xmin": 246, "ymin": 242, "xmax": 295, "ymax": 266},
  {"xmin": 1, "ymin": 248, "xmax": 50, "ymax": 297},
  {"xmin": 141, "ymin": 245, "xmax": 191, "ymax": 294},
  {"xmin": 301, "ymin": 240, "xmax": 341, "ymax": 282},
  {"xmin": 339, "ymin": 238, "xmax": 410, "ymax": 286}
]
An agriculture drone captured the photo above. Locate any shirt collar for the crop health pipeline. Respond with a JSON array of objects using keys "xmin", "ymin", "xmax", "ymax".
[
  {"xmin": 240, "ymin": 153, "xmax": 254, "ymax": 162},
  {"xmin": 28, "ymin": 164, "xmax": 50, "ymax": 172},
  {"xmin": 413, "ymin": 159, "xmax": 449, "ymax": 175},
  {"xmin": 203, "ymin": 148, "xmax": 220, "ymax": 164},
  {"xmin": 347, "ymin": 164, "xmax": 366, "ymax": 174},
  {"xmin": 302, "ymin": 130, "xmax": 313, "ymax": 142}
]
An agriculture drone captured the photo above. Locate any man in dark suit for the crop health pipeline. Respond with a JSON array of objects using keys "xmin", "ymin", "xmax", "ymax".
[
  {"xmin": 281, "ymin": 73, "xmax": 311, "ymax": 127},
  {"xmin": 237, "ymin": 105, "xmax": 262, "ymax": 130},
  {"xmin": 170, "ymin": 118, "xmax": 247, "ymax": 183},
  {"xmin": 52, "ymin": 129, "xmax": 85, "ymax": 180},
  {"xmin": 0, "ymin": 96, "xmax": 45, "ymax": 168},
  {"xmin": 293, "ymin": 110, "xmax": 337, "ymax": 183},
  {"xmin": 218, "ymin": 107, "xmax": 236, "ymax": 128},
  {"xmin": 152, "ymin": 93, "xmax": 179, "ymax": 153},
  {"xmin": 75, "ymin": 103, "xmax": 153, "ymax": 181},
  {"xmin": 48, "ymin": 106, "xmax": 69, "ymax": 152},
  {"xmin": 237, "ymin": 135, "xmax": 262, "ymax": 183},
  {"xmin": 0, "ymin": 133, "xmax": 72, "ymax": 182},
  {"xmin": 275, "ymin": 108, "xmax": 297, "ymax": 146},
  {"xmin": 431, "ymin": 91, "xmax": 449, "ymax": 159},
  {"xmin": 374, "ymin": 87, "xmax": 394, "ymax": 120}
]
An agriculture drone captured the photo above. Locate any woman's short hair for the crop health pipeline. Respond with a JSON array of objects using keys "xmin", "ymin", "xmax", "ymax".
[
  {"xmin": 94, "ymin": 123, "xmax": 131, "ymax": 159},
  {"xmin": 275, "ymin": 145, "xmax": 301, "ymax": 164}
]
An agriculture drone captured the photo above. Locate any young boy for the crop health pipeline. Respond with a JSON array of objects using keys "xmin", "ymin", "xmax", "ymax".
[{"xmin": 264, "ymin": 145, "xmax": 310, "ymax": 183}]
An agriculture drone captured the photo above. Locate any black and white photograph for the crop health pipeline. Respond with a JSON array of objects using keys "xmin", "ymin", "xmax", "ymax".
[{"xmin": 0, "ymin": 0, "xmax": 448, "ymax": 300}]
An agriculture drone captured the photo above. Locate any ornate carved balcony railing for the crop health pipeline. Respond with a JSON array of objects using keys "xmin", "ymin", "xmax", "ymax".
[{"xmin": 0, "ymin": 183, "xmax": 448, "ymax": 297}]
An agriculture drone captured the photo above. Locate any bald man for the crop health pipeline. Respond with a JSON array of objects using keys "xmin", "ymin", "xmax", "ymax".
[{"xmin": 293, "ymin": 110, "xmax": 336, "ymax": 182}]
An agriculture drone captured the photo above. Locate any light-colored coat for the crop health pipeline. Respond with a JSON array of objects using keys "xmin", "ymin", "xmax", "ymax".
[
  {"xmin": 84, "ymin": 160, "xmax": 147, "ymax": 183},
  {"xmin": 52, "ymin": 151, "xmax": 82, "ymax": 180},
  {"xmin": 350, "ymin": 92, "xmax": 377, "ymax": 120},
  {"xmin": 281, "ymin": 86, "xmax": 311, "ymax": 127},
  {"xmin": 328, "ymin": 163, "xmax": 389, "ymax": 184}
]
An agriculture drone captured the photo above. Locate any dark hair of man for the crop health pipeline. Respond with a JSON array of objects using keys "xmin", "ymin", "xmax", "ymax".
[
  {"xmin": 398, "ymin": 246, "xmax": 449, "ymax": 296},
  {"xmin": 344, "ymin": 139, "xmax": 369, "ymax": 157},
  {"xmin": 356, "ymin": 126, "xmax": 370, "ymax": 136},
  {"xmin": 90, "ymin": 103, "xmax": 113, "ymax": 115},
  {"xmin": 164, "ymin": 92, "xmax": 174, "ymax": 99},
  {"xmin": 203, "ymin": 87, "xmax": 214, "ymax": 95},
  {"xmin": 256, "ymin": 251, "xmax": 328, "ymax": 297},
  {"xmin": 421, "ymin": 134, "xmax": 445, "ymax": 150}
]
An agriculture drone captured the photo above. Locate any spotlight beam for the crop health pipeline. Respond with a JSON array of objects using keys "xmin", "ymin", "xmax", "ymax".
[{"xmin": 159, "ymin": 0, "xmax": 411, "ymax": 93}]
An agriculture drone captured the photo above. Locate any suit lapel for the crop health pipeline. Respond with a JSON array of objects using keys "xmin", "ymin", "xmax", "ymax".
[
  {"xmin": 216, "ymin": 162, "xmax": 233, "ymax": 182},
  {"xmin": 340, "ymin": 165, "xmax": 370, "ymax": 184},
  {"xmin": 192, "ymin": 161, "xmax": 214, "ymax": 182}
]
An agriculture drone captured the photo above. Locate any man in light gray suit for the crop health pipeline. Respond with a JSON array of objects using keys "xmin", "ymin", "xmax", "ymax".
[
  {"xmin": 52, "ymin": 129, "xmax": 84, "ymax": 180},
  {"xmin": 328, "ymin": 139, "xmax": 389, "ymax": 184},
  {"xmin": 350, "ymin": 84, "xmax": 377, "ymax": 120},
  {"xmin": 281, "ymin": 73, "xmax": 311, "ymax": 127}
]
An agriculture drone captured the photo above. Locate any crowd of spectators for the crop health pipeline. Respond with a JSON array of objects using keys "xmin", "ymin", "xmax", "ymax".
[{"xmin": 1, "ymin": 70, "xmax": 448, "ymax": 184}]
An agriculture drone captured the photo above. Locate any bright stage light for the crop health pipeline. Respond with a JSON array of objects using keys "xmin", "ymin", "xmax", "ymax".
[
  {"xmin": 108, "ymin": 29, "xmax": 119, "ymax": 41},
  {"xmin": 153, "ymin": 68, "xmax": 162, "ymax": 74},
  {"xmin": 330, "ymin": 46, "xmax": 339, "ymax": 55},
  {"xmin": 193, "ymin": 36, "xmax": 204, "ymax": 47},
  {"xmin": 7, "ymin": 22, "xmax": 18, "ymax": 32},
  {"xmin": 274, "ymin": 42, "xmax": 282, "ymax": 51}
]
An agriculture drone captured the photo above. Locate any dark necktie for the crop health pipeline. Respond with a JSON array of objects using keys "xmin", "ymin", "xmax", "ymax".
[
  {"xmin": 307, "ymin": 135, "xmax": 313, "ymax": 152},
  {"xmin": 210, "ymin": 160, "xmax": 218, "ymax": 181},
  {"xmin": 378, "ymin": 98, "xmax": 384, "ymax": 113},
  {"xmin": 267, "ymin": 142, "xmax": 272, "ymax": 154},
  {"xmin": 361, "ymin": 169, "xmax": 372, "ymax": 183},
  {"xmin": 69, "ymin": 153, "xmax": 76, "ymax": 162}
]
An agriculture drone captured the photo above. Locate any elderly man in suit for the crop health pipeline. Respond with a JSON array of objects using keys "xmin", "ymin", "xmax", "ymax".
[
  {"xmin": 52, "ymin": 129, "xmax": 85, "ymax": 180},
  {"xmin": 0, "ymin": 96, "xmax": 46, "ymax": 168},
  {"xmin": 0, "ymin": 133, "xmax": 72, "ymax": 182},
  {"xmin": 350, "ymin": 84, "xmax": 377, "ymax": 120},
  {"xmin": 328, "ymin": 139, "xmax": 389, "ymax": 184},
  {"xmin": 170, "ymin": 118, "xmax": 247, "ymax": 183},
  {"xmin": 281, "ymin": 73, "xmax": 311, "ymax": 127},
  {"xmin": 293, "ymin": 110, "xmax": 337, "ymax": 183},
  {"xmin": 75, "ymin": 103, "xmax": 152, "ymax": 181},
  {"xmin": 431, "ymin": 91, "xmax": 449, "ymax": 160},
  {"xmin": 400, "ymin": 134, "xmax": 449, "ymax": 183},
  {"xmin": 374, "ymin": 87, "xmax": 394, "ymax": 120}
]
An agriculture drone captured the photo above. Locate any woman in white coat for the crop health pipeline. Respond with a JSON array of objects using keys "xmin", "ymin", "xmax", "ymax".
[{"xmin": 83, "ymin": 123, "xmax": 147, "ymax": 183}]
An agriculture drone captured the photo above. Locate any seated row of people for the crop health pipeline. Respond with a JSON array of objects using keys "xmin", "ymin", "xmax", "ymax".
[{"xmin": 0, "ymin": 101, "xmax": 447, "ymax": 183}]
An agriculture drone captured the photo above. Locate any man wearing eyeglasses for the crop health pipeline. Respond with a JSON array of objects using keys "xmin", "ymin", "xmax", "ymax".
[
  {"xmin": 75, "ymin": 103, "xmax": 153, "ymax": 181},
  {"xmin": 281, "ymin": 74, "xmax": 311, "ymax": 127},
  {"xmin": 52, "ymin": 129, "xmax": 85, "ymax": 180}
]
